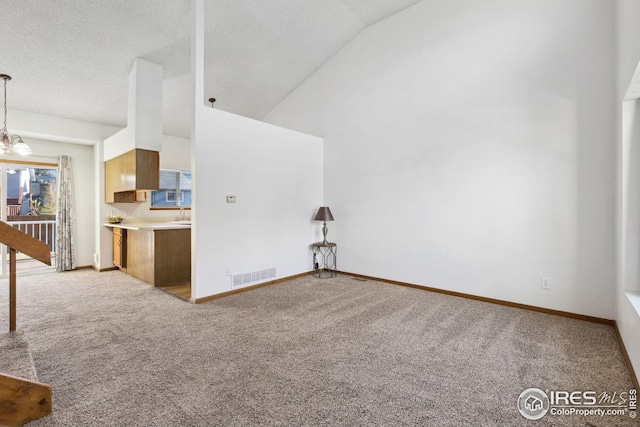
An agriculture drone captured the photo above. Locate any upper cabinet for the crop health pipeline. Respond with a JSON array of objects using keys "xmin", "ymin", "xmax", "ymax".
[{"xmin": 105, "ymin": 149, "xmax": 159, "ymax": 203}]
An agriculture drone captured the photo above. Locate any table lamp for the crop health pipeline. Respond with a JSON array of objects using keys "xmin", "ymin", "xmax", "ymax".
[{"xmin": 314, "ymin": 207, "xmax": 334, "ymax": 244}]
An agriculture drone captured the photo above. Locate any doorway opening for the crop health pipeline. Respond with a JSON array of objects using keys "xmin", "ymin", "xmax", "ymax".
[{"xmin": 1, "ymin": 162, "xmax": 57, "ymax": 276}]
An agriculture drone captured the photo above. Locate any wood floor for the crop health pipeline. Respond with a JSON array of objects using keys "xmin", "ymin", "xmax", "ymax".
[{"xmin": 157, "ymin": 282, "xmax": 191, "ymax": 301}]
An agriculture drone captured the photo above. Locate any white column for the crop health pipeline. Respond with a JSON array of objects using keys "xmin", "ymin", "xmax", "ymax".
[{"xmin": 190, "ymin": 0, "xmax": 205, "ymax": 298}]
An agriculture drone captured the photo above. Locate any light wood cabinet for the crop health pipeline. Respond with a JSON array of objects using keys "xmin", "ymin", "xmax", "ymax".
[
  {"xmin": 135, "ymin": 191, "xmax": 147, "ymax": 202},
  {"xmin": 112, "ymin": 228, "xmax": 126, "ymax": 269},
  {"xmin": 104, "ymin": 156, "xmax": 119, "ymax": 203},
  {"xmin": 105, "ymin": 149, "xmax": 159, "ymax": 203}
]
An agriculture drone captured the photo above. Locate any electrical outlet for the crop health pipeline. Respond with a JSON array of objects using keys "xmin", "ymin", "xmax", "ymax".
[
  {"xmin": 225, "ymin": 266, "xmax": 231, "ymax": 276},
  {"xmin": 93, "ymin": 253, "xmax": 99, "ymax": 264},
  {"xmin": 541, "ymin": 277, "xmax": 551, "ymax": 290},
  {"xmin": 227, "ymin": 195, "xmax": 236, "ymax": 203}
]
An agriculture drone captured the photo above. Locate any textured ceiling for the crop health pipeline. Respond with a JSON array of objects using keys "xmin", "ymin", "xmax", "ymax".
[{"xmin": 1, "ymin": 0, "xmax": 420, "ymax": 139}]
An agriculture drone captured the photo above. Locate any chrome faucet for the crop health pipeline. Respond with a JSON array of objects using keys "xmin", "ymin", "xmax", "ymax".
[{"xmin": 176, "ymin": 207, "xmax": 186, "ymax": 221}]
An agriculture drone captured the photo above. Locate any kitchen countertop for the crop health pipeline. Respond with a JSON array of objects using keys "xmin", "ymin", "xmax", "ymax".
[{"xmin": 104, "ymin": 222, "xmax": 191, "ymax": 231}]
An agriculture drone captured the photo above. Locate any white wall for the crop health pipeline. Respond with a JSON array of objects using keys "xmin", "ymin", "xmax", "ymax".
[
  {"xmin": 191, "ymin": 107, "xmax": 323, "ymax": 299},
  {"xmin": 103, "ymin": 128, "xmax": 133, "ymax": 161},
  {"xmin": 159, "ymin": 135, "xmax": 191, "ymax": 170},
  {"xmin": 10, "ymin": 108, "xmax": 118, "ymax": 145},
  {"xmin": 265, "ymin": 0, "xmax": 616, "ymax": 318},
  {"xmin": 616, "ymin": 0, "xmax": 640, "ymax": 384}
]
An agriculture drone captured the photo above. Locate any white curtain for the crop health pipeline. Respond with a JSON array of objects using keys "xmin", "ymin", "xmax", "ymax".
[{"xmin": 55, "ymin": 155, "xmax": 75, "ymax": 271}]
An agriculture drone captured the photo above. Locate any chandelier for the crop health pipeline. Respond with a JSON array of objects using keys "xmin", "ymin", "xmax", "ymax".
[{"xmin": 0, "ymin": 74, "xmax": 31, "ymax": 155}]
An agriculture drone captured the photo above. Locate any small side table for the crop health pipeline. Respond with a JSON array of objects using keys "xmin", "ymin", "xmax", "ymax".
[{"xmin": 311, "ymin": 242, "xmax": 337, "ymax": 278}]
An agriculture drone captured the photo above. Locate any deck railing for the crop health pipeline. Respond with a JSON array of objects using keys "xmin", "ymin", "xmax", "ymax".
[
  {"xmin": 7, "ymin": 205, "xmax": 20, "ymax": 216},
  {"xmin": 6, "ymin": 219, "xmax": 56, "ymax": 253}
]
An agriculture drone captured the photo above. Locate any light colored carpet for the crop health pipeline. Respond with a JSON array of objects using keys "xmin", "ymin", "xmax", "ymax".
[
  {"xmin": 0, "ymin": 269, "xmax": 635, "ymax": 426},
  {"xmin": 0, "ymin": 330, "xmax": 38, "ymax": 382}
]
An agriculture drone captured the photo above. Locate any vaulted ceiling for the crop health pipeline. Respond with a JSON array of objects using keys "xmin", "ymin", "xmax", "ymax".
[{"xmin": 1, "ymin": 0, "xmax": 421, "ymax": 139}]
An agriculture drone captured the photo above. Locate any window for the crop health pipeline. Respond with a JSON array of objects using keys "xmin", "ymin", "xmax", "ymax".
[
  {"xmin": 151, "ymin": 169, "xmax": 191, "ymax": 208},
  {"xmin": 165, "ymin": 191, "xmax": 184, "ymax": 203},
  {"xmin": 6, "ymin": 166, "xmax": 57, "ymax": 216}
]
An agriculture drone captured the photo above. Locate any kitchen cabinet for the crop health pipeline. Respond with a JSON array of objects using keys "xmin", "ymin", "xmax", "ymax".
[
  {"xmin": 110, "ymin": 191, "xmax": 148, "ymax": 203},
  {"xmin": 105, "ymin": 149, "xmax": 159, "ymax": 203},
  {"xmin": 126, "ymin": 227, "xmax": 190, "ymax": 286},
  {"xmin": 112, "ymin": 228, "xmax": 126, "ymax": 269}
]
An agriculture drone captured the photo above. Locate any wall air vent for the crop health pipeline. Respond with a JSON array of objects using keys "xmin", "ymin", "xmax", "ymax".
[
  {"xmin": 242, "ymin": 273, "xmax": 252, "ymax": 285},
  {"xmin": 232, "ymin": 275, "xmax": 243, "ymax": 287},
  {"xmin": 232, "ymin": 268, "xmax": 277, "ymax": 288}
]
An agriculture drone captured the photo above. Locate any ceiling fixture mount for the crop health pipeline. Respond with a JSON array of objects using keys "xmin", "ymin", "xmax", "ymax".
[{"xmin": 0, "ymin": 74, "xmax": 30, "ymax": 155}]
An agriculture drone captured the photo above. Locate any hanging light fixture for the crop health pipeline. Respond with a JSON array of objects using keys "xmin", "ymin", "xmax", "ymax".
[{"xmin": 0, "ymin": 74, "xmax": 31, "ymax": 155}]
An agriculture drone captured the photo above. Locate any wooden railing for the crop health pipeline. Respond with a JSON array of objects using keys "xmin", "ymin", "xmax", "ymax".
[{"xmin": 0, "ymin": 373, "xmax": 51, "ymax": 426}]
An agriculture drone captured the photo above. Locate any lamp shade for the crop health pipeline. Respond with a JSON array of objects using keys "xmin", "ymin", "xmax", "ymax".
[{"xmin": 314, "ymin": 207, "xmax": 334, "ymax": 222}]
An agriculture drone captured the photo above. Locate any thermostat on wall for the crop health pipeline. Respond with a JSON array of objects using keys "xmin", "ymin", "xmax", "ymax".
[{"xmin": 227, "ymin": 195, "xmax": 236, "ymax": 203}]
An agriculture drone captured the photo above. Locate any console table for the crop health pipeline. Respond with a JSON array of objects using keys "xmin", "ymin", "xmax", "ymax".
[{"xmin": 312, "ymin": 242, "xmax": 337, "ymax": 278}]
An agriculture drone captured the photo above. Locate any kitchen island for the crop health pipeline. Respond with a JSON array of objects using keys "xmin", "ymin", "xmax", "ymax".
[{"xmin": 104, "ymin": 222, "xmax": 191, "ymax": 289}]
